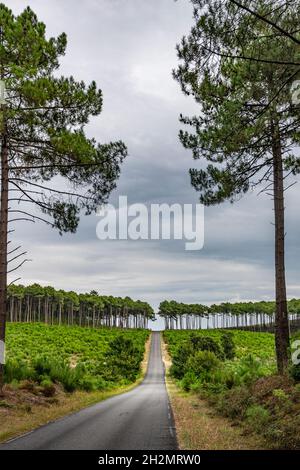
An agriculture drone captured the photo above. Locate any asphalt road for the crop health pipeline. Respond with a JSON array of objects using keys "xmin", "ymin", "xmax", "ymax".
[{"xmin": 0, "ymin": 332, "xmax": 177, "ymax": 450}]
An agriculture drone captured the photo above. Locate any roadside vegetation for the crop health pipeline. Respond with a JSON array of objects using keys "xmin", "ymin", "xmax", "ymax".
[
  {"xmin": 164, "ymin": 330, "xmax": 300, "ymax": 449},
  {"xmin": 0, "ymin": 323, "xmax": 150, "ymax": 442},
  {"xmin": 0, "ymin": 3, "xmax": 128, "ymax": 390},
  {"xmin": 174, "ymin": 0, "xmax": 300, "ymax": 375},
  {"xmin": 3, "ymin": 323, "xmax": 149, "ymax": 393}
]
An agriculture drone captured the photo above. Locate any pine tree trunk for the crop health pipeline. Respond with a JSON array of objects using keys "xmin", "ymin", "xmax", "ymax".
[
  {"xmin": 0, "ymin": 133, "xmax": 8, "ymax": 391},
  {"xmin": 272, "ymin": 116, "xmax": 290, "ymax": 374}
]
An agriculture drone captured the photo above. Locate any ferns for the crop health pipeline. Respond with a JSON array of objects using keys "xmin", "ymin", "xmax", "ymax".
[{"xmin": 4, "ymin": 324, "xmax": 149, "ymax": 392}]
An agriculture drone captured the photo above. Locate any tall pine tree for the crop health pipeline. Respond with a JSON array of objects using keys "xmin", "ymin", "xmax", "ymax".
[
  {"xmin": 174, "ymin": 0, "xmax": 300, "ymax": 373},
  {"xmin": 0, "ymin": 5, "xmax": 127, "ymax": 388}
]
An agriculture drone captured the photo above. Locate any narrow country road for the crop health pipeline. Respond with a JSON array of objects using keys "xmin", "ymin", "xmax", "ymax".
[{"xmin": 0, "ymin": 332, "xmax": 177, "ymax": 450}]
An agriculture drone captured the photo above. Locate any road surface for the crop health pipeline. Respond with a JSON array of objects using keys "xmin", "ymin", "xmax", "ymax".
[{"xmin": 0, "ymin": 332, "xmax": 177, "ymax": 450}]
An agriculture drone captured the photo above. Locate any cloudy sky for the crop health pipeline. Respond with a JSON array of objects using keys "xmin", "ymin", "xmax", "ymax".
[{"xmin": 7, "ymin": 0, "xmax": 300, "ymax": 322}]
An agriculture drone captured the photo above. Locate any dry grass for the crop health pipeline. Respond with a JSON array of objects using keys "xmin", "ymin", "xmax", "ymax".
[
  {"xmin": 0, "ymin": 333, "xmax": 152, "ymax": 444},
  {"xmin": 141, "ymin": 335, "xmax": 151, "ymax": 375},
  {"xmin": 161, "ymin": 336, "xmax": 269, "ymax": 450}
]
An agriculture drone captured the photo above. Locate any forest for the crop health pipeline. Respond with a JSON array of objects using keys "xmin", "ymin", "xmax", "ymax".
[{"xmin": 159, "ymin": 299, "xmax": 300, "ymax": 330}]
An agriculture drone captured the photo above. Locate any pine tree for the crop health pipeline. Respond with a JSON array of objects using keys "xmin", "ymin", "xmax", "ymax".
[
  {"xmin": 174, "ymin": 0, "xmax": 300, "ymax": 373},
  {"xmin": 0, "ymin": 5, "xmax": 127, "ymax": 389},
  {"xmin": 230, "ymin": 0, "xmax": 300, "ymax": 48}
]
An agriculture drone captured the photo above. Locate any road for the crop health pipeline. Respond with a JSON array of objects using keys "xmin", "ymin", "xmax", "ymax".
[{"xmin": 0, "ymin": 332, "xmax": 177, "ymax": 450}]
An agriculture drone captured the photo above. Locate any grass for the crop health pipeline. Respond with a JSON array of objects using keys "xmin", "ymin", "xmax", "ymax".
[{"xmin": 167, "ymin": 382, "xmax": 268, "ymax": 450}]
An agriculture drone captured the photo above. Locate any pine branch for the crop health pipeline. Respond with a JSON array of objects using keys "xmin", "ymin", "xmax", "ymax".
[
  {"xmin": 8, "ymin": 259, "xmax": 32, "ymax": 274},
  {"xmin": 10, "ymin": 161, "xmax": 107, "ymax": 171},
  {"xmin": 8, "ymin": 210, "xmax": 55, "ymax": 227},
  {"xmin": 8, "ymin": 245, "xmax": 22, "ymax": 255},
  {"xmin": 230, "ymin": 0, "xmax": 300, "ymax": 45},
  {"xmin": 8, "ymin": 251, "xmax": 27, "ymax": 264},
  {"xmin": 9, "ymin": 178, "xmax": 92, "ymax": 200},
  {"xmin": 200, "ymin": 42, "xmax": 300, "ymax": 66},
  {"xmin": 8, "ymin": 278, "xmax": 22, "ymax": 286}
]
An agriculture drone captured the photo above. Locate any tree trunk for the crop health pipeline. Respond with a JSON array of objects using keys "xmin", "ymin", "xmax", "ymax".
[
  {"xmin": 272, "ymin": 115, "xmax": 290, "ymax": 374},
  {"xmin": 0, "ymin": 132, "xmax": 8, "ymax": 391}
]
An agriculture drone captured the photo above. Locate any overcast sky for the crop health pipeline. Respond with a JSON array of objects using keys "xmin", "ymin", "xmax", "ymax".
[{"xmin": 7, "ymin": 0, "xmax": 300, "ymax": 322}]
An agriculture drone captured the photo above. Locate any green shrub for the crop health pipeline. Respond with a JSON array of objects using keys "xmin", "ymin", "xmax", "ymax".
[
  {"xmin": 9, "ymin": 379, "xmax": 20, "ymax": 390},
  {"xmin": 170, "ymin": 335, "xmax": 224, "ymax": 380},
  {"xmin": 51, "ymin": 363, "xmax": 85, "ymax": 392},
  {"xmin": 294, "ymin": 383, "xmax": 300, "ymax": 393},
  {"xmin": 186, "ymin": 350, "xmax": 221, "ymax": 379},
  {"xmin": 32, "ymin": 356, "xmax": 85, "ymax": 392},
  {"xmin": 106, "ymin": 336, "xmax": 142, "ymax": 382},
  {"xmin": 170, "ymin": 342, "xmax": 194, "ymax": 379},
  {"xmin": 181, "ymin": 371, "xmax": 198, "ymax": 391},
  {"xmin": 79, "ymin": 376, "xmax": 103, "ymax": 392},
  {"xmin": 273, "ymin": 388, "xmax": 288, "ymax": 400},
  {"xmin": 245, "ymin": 405, "xmax": 271, "ymax": 433},
  {"xmin": 4, "ymin": 359, "xmax": 34, "ymax": 383},
  {"xmin": 234, "ymin": 354, "xmax": 268, "ymax": 385},
  {"xmin": 221, "ymin": 368, "xmax": 238, "ymax": 389},
  {"xmin": 189, "ymin": 334, "xmax": 224, "ymax": 359},
  {"xmin": 33, "ymin": 356, "xmax": 52, "ymax": 377},
  {"xmin": 220, "ymin": 332, "xmax": 235, "ymax": 359},
  {"xmin": 206, "ymin": 367, "xmax": 237, "ymax": 391}
]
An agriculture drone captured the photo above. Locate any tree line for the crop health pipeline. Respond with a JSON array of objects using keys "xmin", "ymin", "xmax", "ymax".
[
  {"xmin": 7, "ymin": 284, "xmax": 154, "ymax": 329},
  {"xmin": 159, "ymin": 299, "xmax": 300, "ymax": 331}
]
